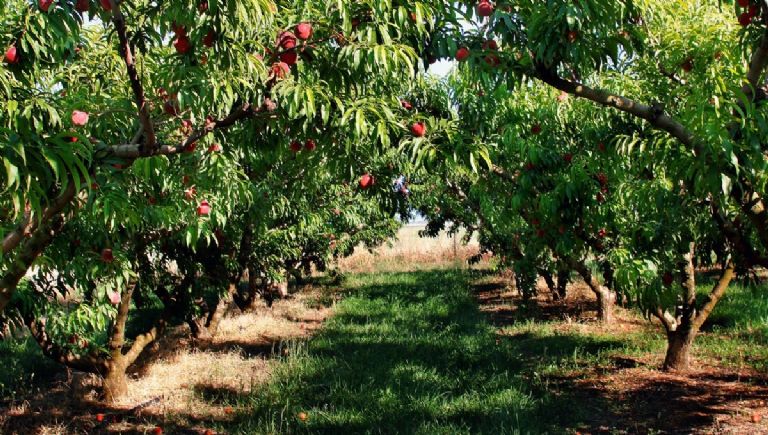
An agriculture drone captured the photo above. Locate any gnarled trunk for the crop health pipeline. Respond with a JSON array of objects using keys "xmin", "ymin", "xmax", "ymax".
[
  {"xmin": 189, "ymin": 281, "xmax": 238, "ymax": 339},
  {"xmin": 653, "ymin": 244, "xmax": 736, "ymax": 372},
  {"xmin": 663, "ymin": 328, "xmax": 696, "ymax": 371},
  {"xmin": 538, "ymin": 268, "xmax": 557, "ymax": 300},
  {"xmin": 102, "ymin": 360, "xmax": 128, "ymax": 402}
]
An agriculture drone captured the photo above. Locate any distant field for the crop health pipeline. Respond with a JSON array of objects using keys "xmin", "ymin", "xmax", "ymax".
[{"xmin": 337, "ymin": 224, "xmax": 486, "ymax": 273}]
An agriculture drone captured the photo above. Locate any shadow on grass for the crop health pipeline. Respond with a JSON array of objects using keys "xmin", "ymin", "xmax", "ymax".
[{"xmin": 215, "ymin": 270, "xmax": 627, "ymax": 434}]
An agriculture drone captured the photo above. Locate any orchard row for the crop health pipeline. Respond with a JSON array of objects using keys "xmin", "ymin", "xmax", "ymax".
[{"xmin": 1, "ymin": 0, "xmax": 768, "ymax": 405}]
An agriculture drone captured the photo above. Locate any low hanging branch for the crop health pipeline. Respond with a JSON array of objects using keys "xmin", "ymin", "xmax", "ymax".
[
  {"xmin": 105, "ymin": 102, "xmax": 257, "ymax": 159},
  {"xmin": 2, "ymin": 182, "xmax": 77, "ymax": 255},
  {"xmin": 534, "ymin": 25, "xmax": 768, "ymax": 259},
  {"xmin": 26, "ymin": 317, "xmax": 105, "ymax": 373},
  {"xmin": 0, "ymin": 216, "xmax": 65, "ymax": 312}
]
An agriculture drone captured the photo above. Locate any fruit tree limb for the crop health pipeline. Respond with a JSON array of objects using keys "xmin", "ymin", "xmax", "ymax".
[
  {"xmin": 105, "ymin": 102, "xmax": 255, "ymax": 159},
  {"xmin": 27, "ymin": 317, "xmax": 106, "ymax": 373},
  {"xmin": 534, "ymin": 66, "xmax": 697, "ymax": 152},
  {"xmin": 0, "ymin": 216, "xmax": 65, "ymax": 313},
  {"xmin": 2, "ymin": 182, "xmax": 77, "ymax": 255},
  {"xmin": 690, "ymin": 260, "xmax": 736, "ymax": 332},
  {"xmin": 2, "ymin": 209, "xmax": 32, "ymax": 255},
  {"xmin": 744, "ymin": 28, "xmax": 768, "ymax": 97},
  {"xmin": 651, "ymin": 307, "xmax": 675, "ymax": 334},
  {"xmin": 109, "ymin": 0, "xmax": 157, "ymax": 152}
]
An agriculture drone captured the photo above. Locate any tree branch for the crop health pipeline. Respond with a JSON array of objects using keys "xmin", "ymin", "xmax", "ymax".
[
  {"xmin": 534, "ymin": 66, "xmax": 697, "ymax": 152},
  {"xmin": 2, "ymin": 182, "xmax": 77, "ymax": 255},
  {"xmin": 651, "ymin": 307, "xmax": 674, "ymax": 334},
  {"xmin": 103, "ymin": 102, "xmax": 256, "ymax": 159},
  {"xmin": 109, "ymin": 0, "xmax": 156, "ymax": 152},
  {"xmin": 744, "ymin": 29, "xmax": 768, "ymax": 95},
  {"xmin": 27, "ymin": 317, "xmax": 105, "ymax": 374},
  {"xmin": 691, "ymin": 260, "xmax": 736, "ymax": 332},
  {"xmin": 0, "ymin": 216, "xmax": 65, "ymax": 312}
]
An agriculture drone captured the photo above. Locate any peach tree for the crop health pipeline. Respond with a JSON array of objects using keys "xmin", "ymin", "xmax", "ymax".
[
  {"xmin": 0, "ymin": 0, "xmax": 460, "ymax": 400},
  {"xmin": 419, "ymin": 0, "xmax": 768, "ymax": 370}
]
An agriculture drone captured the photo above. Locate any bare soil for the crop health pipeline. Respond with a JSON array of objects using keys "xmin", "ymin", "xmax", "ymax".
[{"xmin": 474, "ymin": 274, "xmax": 768, "ymax": 435}]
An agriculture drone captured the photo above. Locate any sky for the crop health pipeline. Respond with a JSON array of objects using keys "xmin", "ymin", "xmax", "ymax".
[{"xmin": 428, "ymin": 59, "xmax": 455, "ymax": 78}]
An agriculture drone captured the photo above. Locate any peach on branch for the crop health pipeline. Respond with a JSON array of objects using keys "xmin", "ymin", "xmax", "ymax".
[
  {"xmin": 71, "ymin": 110, "xmax": 89, "ymax": 126},
  {"xmin": 411, "ymin": 122, "xmax": 426, "ymax": 137},
  {"xmin": 455, "ymin": 47, "xmax": 470, "ymax": 61},
  {"xmin": 4, "ymin": 45, "xmax": 19, "ymax": 64},
  {"xmin": 197, "ymin": 200, "xmax": 211, "ymax": 216},
  {"xmin": 278, "ymin": 31, "xmax": 297, "ymax": 49},
  {"xmin": 101, "ymin": 248, "xmax": 114, "ymax": 263},
  {"xmin": 174, "ymin": 35, "xmax": 192, "ymax": 54},
  {"xmin": 39, "ymin": 0, "xmax": 54, "ymax": 12},
  {"xmin": 359, "ymin": 173, "xmax": 375, "ymax": 189},
  {"xmin": 296, "ymin": 22, "xmax": 313, "ymax": 40},
  {"xmin": 271, "ymin": 61, "xmax": 291, "ymax": 79},
  {"xmin": 202, "ymin": 30, "xmax": 216, "ymax": 48},
  {"xmin": 477, "ymin": 0, "xmax": 494, "ymax": 17}
]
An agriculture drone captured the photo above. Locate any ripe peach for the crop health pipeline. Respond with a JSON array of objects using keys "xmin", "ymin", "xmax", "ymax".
[
  {"xmin": 455, "ymin": 47, "xmax": 470, "ymax": 62},
  {"xmin": 72, "ymin": 110, "xmax": 89, "ymax": 126},
  {"xmin": 296, "ymin": 22, "xmax": 313, "ymax": 40},
  {"xmin": 197, "ymin": 200, "xmax": 211, "ymax": 216},
  {"xmin": 5, "ymin": 45, "xmax": 19, "ymax": 64},
  {"xmin": 411, "ymin": 122, "xmax": 426, "ymax": 137},
  {"xmin": 477, "ymin": 0, "xmax": 494, "ymax": 17}
]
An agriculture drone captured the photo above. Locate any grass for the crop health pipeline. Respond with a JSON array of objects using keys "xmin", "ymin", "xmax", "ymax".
[
  {"xmin": 2, "ymin": 267, "xmax": 768, "ymax": 434},
  {"xmin": 0, "ymin": 337, "xmax": 60, "ymax": 401},
  {"xmin": 337, "ymin": 225, "xmax": 485, "ymax": 273},
  {"xmin": 697, "ymin": 281, "xmax": 768, "ymax": 372},
  {"xmin": 219, "ymin": 271, "xmax": 617, "ymax": 434}
]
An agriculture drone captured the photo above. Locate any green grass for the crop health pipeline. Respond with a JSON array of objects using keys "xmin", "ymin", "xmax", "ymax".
[
  {"xmin": 0, "ymin": 336, "xmax": 60, "ymax": 401},
  {"xmin": 697, "ymin": 281, "xmax": 768, "ymax": 371},
  {"xmin": 2, "ymin": 269, "xmax": 767, "ymax": 433},
  {"xmin": 220, "ymin": 270, "xmax": 626, "ymax": 434}
]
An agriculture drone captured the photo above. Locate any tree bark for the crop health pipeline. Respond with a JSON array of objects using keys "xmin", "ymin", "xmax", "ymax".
[
  {"xmin": 0, "ymin": 216, "xmax": 65, "ymax": 312},
  {"xmin": 655, "ymin": 245, "xmax": 736, "ymax": 372},
  {"xmin": 102, "ymin": 360, "xmax": 129, "ymax": 402},
  {"xmin": 100, "ymin": 279, "xmax": 164, "ymax": 402},
  {"xmin": 555, "ymin": 269, "xmax": 569, "ymax": 301},
  {"xmin": 663, "ymin": 328, "xmax": 696, "ymax": 371},
  {"xmin": 571, "ymin": 260, "xmax": 615, "ymax": 323},
  {"xmin": 538, "ymin": 268, "xmax": 557, "ymax": 300}
]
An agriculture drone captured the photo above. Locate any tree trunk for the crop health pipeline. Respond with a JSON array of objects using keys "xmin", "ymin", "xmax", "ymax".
[
  {"xmin": 189, "ymin": 281, "xmax": 238, "ymax": 339},
  {"xmin": 653, "ymin": 247, "xmax": 736, "ymax": 372},
  {"xmin": 663, "ymin": 328, "xmax": 696, "ymax": 371},
  {"xmin": 102, "ymin": 360, "xmax": 128, "ymax": 403},
  {"xmin": 538, "ymin": 268, "xmax": 557, "ymax": 300},
  {"xmin": 556, "ymin": 269, "xmax": 569, "ymax": 301},
  {"xmin": 595, "ymin": 286, "xmax": 615, "ymax": 323},
  {"xmin": 571, "ymin": 260, "xmax": 615, "ymax": 323},
  {"xmin": 101, "ymin": 279, "xmax": 163, "ymax": 402},
  {"xmin": 0, "ymin": 216, "xmax": 65, "ymax": 312}
]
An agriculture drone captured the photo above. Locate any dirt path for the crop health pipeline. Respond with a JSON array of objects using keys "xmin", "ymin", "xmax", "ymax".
[{"xmin": 473, "ymin": 273, "xmax": 768, "ymax": 434}]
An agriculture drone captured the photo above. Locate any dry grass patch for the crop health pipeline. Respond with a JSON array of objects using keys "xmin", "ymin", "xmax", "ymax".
[
  {"xmin": 0, "ymin": 285, "xmax": 336, "ymax": 435},
  {"xmin": 338, "ymin": 224, "xmax": 488, "ymax": 273}
]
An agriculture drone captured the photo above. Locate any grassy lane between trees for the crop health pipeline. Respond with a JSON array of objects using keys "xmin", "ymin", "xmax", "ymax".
[
  {"xmin": 225, "ymin": 269, "xmax": 573, "ymax": 434},
  {"xmin": 2, "ymin": 268, "xmax": 768, "ymax": 433},
  {"xmin": 217, "ymin": 270, "xmax": 768, "ymax": 434}
]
